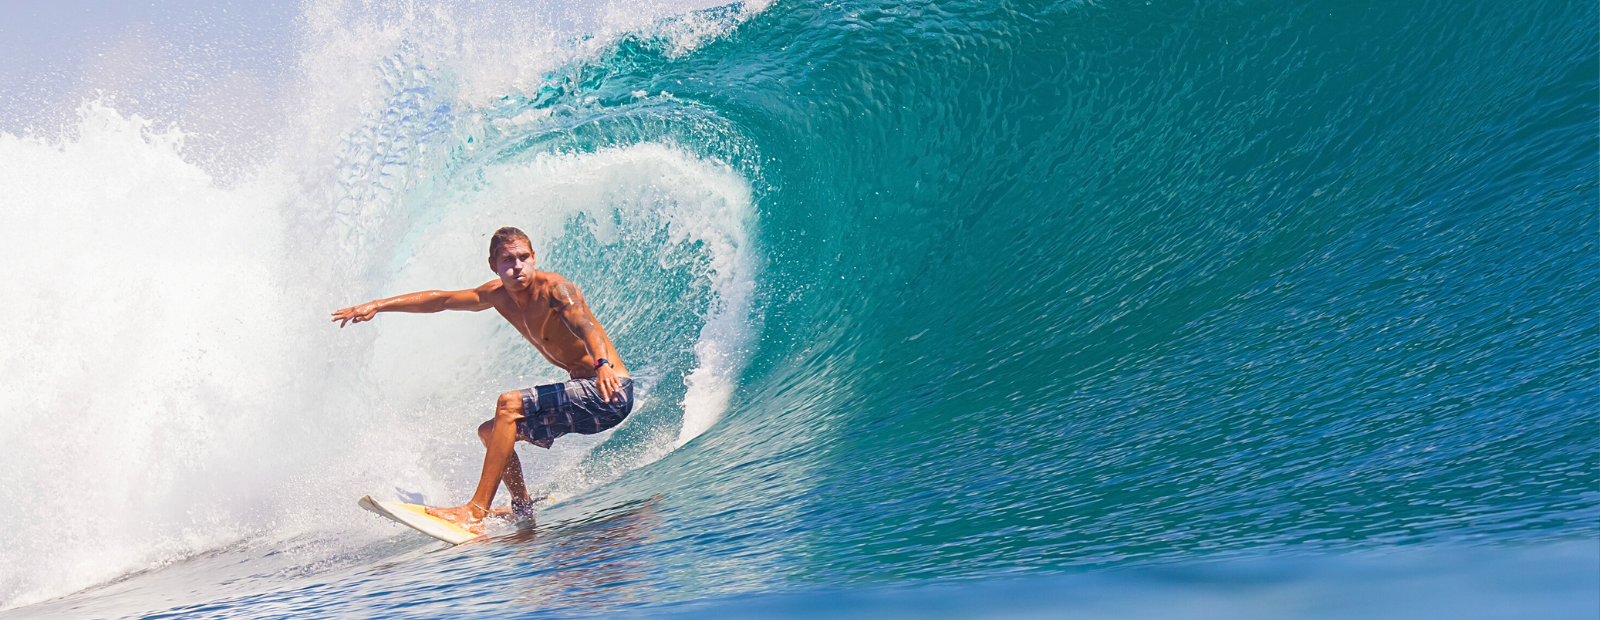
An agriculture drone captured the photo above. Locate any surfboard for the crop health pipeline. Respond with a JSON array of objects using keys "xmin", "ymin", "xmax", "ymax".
[
  {"xmin": 358, "ymin": 495, "xmax": 482, "ymax": 544},
  {"xmin": 357, "ymin": 495, "xmax": 557, "ymax": 545}
]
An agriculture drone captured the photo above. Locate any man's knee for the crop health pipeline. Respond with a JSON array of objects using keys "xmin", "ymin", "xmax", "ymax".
[{"xmin": 495, "ymin": 391, "xmax": 524, "ymax": 422}]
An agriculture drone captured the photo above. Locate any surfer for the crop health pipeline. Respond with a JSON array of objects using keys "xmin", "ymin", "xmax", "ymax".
[{"xmin": 331, "ymin": 227, "xmax": 633, "ymax": 532}]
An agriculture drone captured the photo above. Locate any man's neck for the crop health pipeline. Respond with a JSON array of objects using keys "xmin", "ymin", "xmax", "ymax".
[{"xmin": 507, "ymin": 273, "xmax": 542, "ymax": 308}]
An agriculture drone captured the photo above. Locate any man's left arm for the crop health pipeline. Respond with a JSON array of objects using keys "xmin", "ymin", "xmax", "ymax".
[{"xmin": 551, "ymin": 281, "xmax": 624, "ymax": 400}]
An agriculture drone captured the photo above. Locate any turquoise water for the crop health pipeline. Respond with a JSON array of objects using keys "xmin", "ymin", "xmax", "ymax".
[{"xmin": 2, "ymin": 0, "xmax": 1595, "ymax": 617}]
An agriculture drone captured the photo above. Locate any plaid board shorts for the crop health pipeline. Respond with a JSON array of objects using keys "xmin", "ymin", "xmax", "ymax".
[{"xmin": 517, "ymin": 377, "xmax": 635, "ymax": 449}]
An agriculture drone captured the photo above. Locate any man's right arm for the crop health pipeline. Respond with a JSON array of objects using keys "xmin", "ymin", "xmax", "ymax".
[{"xmin": 331, "ymin": 281, "xmax": 498, "ymax": 327}]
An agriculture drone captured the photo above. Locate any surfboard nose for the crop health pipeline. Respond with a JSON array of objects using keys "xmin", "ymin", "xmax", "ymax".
[{"xmin": 358, "ymin": 495, "xmax": 483, "ymax": 545}]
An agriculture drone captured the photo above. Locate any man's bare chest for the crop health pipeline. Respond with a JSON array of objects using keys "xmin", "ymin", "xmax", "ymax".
[{"xmin": 493, "ymin": 298, "xmax": 573, "ymax": 345}]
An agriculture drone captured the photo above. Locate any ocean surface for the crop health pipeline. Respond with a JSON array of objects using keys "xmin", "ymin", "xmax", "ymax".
[{"xmin": 1, "ymin": 0, "xmax": 1595, "ymax": 617}]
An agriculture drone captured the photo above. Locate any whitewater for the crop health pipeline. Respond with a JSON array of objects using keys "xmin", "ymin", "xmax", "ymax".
[{"xmin": 0, "ymin": 0, "xmax": 1595, "ymax": 617}]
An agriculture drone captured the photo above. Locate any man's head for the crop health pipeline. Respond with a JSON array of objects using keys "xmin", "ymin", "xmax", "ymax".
[{"xmin": 488, "ymin": 227, "xmax": 535, "ymax": 291}]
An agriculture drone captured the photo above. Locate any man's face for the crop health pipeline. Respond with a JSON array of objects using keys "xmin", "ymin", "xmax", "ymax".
[{"xmin": 490, "ymin": 240, "xmax": 535, "ymax": 291}]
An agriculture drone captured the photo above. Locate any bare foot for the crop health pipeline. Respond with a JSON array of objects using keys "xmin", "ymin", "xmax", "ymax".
[{"xmin": 425, "ymin": 504, "xmax": 487, "ymax": 534}]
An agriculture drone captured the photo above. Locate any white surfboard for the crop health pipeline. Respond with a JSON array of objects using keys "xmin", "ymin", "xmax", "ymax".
[
  {"xmin": 358, "ymin": 495, "xmax": 482, "ymax": 544},
  {"xmin": 357, "ymin": 495, "xmax": 556, "ymax": 545}
]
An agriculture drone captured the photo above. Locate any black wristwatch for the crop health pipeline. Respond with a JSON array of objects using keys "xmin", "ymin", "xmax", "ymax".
[{"xmin": 594, "ymin": 358, "xmax": 612, "ymax": 369}]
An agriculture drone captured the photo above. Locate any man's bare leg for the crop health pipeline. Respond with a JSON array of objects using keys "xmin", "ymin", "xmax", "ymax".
[
  {"xmin": 477, "ymin": 419, "xmax": 532, "ymax": 505},
  {"xmin": 427, "ymin": 391, "xmax": 524, "ymax": 530}
]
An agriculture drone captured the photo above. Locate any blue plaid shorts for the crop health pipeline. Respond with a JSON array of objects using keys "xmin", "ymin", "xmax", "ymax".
[{"xmin": 517, "ymin": 377, "xmax": 635, "ymax": 448}]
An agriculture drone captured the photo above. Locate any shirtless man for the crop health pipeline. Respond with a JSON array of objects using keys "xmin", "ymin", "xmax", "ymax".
[{"xmin": 331, "ymin": 226, "xmax": 632, "ymax": 532}]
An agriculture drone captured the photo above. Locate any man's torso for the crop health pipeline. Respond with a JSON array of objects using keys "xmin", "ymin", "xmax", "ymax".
[{"xmin": 484, "ymin": 274, "xmax": 626, "ymax": 379}]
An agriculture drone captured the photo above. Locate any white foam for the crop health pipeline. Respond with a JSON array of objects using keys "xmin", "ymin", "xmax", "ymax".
[{"xmin": 0, "ymin": 101, "xmax": 297, "ymax": 609}]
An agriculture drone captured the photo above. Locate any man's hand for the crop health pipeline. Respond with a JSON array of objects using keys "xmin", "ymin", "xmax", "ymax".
[
  {"xmin": 595, "ymin": 363, "xmax": 622, "ymax": 402},
  {"xmin": 331, "ymin": 302, "xmax": 379, "ymax": 327}
]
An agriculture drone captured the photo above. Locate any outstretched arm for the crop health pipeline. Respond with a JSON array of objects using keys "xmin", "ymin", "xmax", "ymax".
[
  {"xmin": 331, "ymin": 281, "xmax": 498, "ymax": 327},
  {"xmin": 550, "ymin": 281, "xmax": 625, "ymax": 400}
]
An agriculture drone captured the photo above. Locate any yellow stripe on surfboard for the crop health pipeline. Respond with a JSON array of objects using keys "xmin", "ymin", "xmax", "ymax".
[{"xmin": 357, "ymin": 494, "xmax": 556, "ymax": 545}]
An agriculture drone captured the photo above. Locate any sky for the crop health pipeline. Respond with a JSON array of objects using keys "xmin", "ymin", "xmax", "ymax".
[{"xmin": 0, "ymin": 0, "xmax": 301, "ymax": 134}]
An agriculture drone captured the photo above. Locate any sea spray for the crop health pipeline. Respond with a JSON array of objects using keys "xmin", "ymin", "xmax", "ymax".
[{"xmin": 0, "ymin": 102, "xmax": 300, "ymax": 607}]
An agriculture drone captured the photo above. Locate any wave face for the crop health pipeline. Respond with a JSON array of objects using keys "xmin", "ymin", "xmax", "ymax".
[{"xmin": 1, "ymin": 0, "xmax": 1595, "ymax": 615}]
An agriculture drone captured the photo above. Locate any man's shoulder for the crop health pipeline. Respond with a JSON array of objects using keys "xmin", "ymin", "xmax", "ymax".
[
  {"xmin": 534, "ymin": 271, "xmax": 579, "ymax": 290},
  {"xmin": 535, "ymin": 272, "xmax": 584, "ymax": 305},
  {"xmin": 474, "ymin": 279, "xmax": 507, "ymax": 301}
]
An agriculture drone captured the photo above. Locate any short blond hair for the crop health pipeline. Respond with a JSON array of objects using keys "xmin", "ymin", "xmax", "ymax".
[{"xmin": 489, "ymin": 227, "xmax": 530, "ymax": 261}]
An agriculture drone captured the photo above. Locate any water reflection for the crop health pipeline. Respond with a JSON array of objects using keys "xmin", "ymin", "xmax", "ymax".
[{"xmin": 499, "ymin": 495, "xmax": 665, "ymax": 612}]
